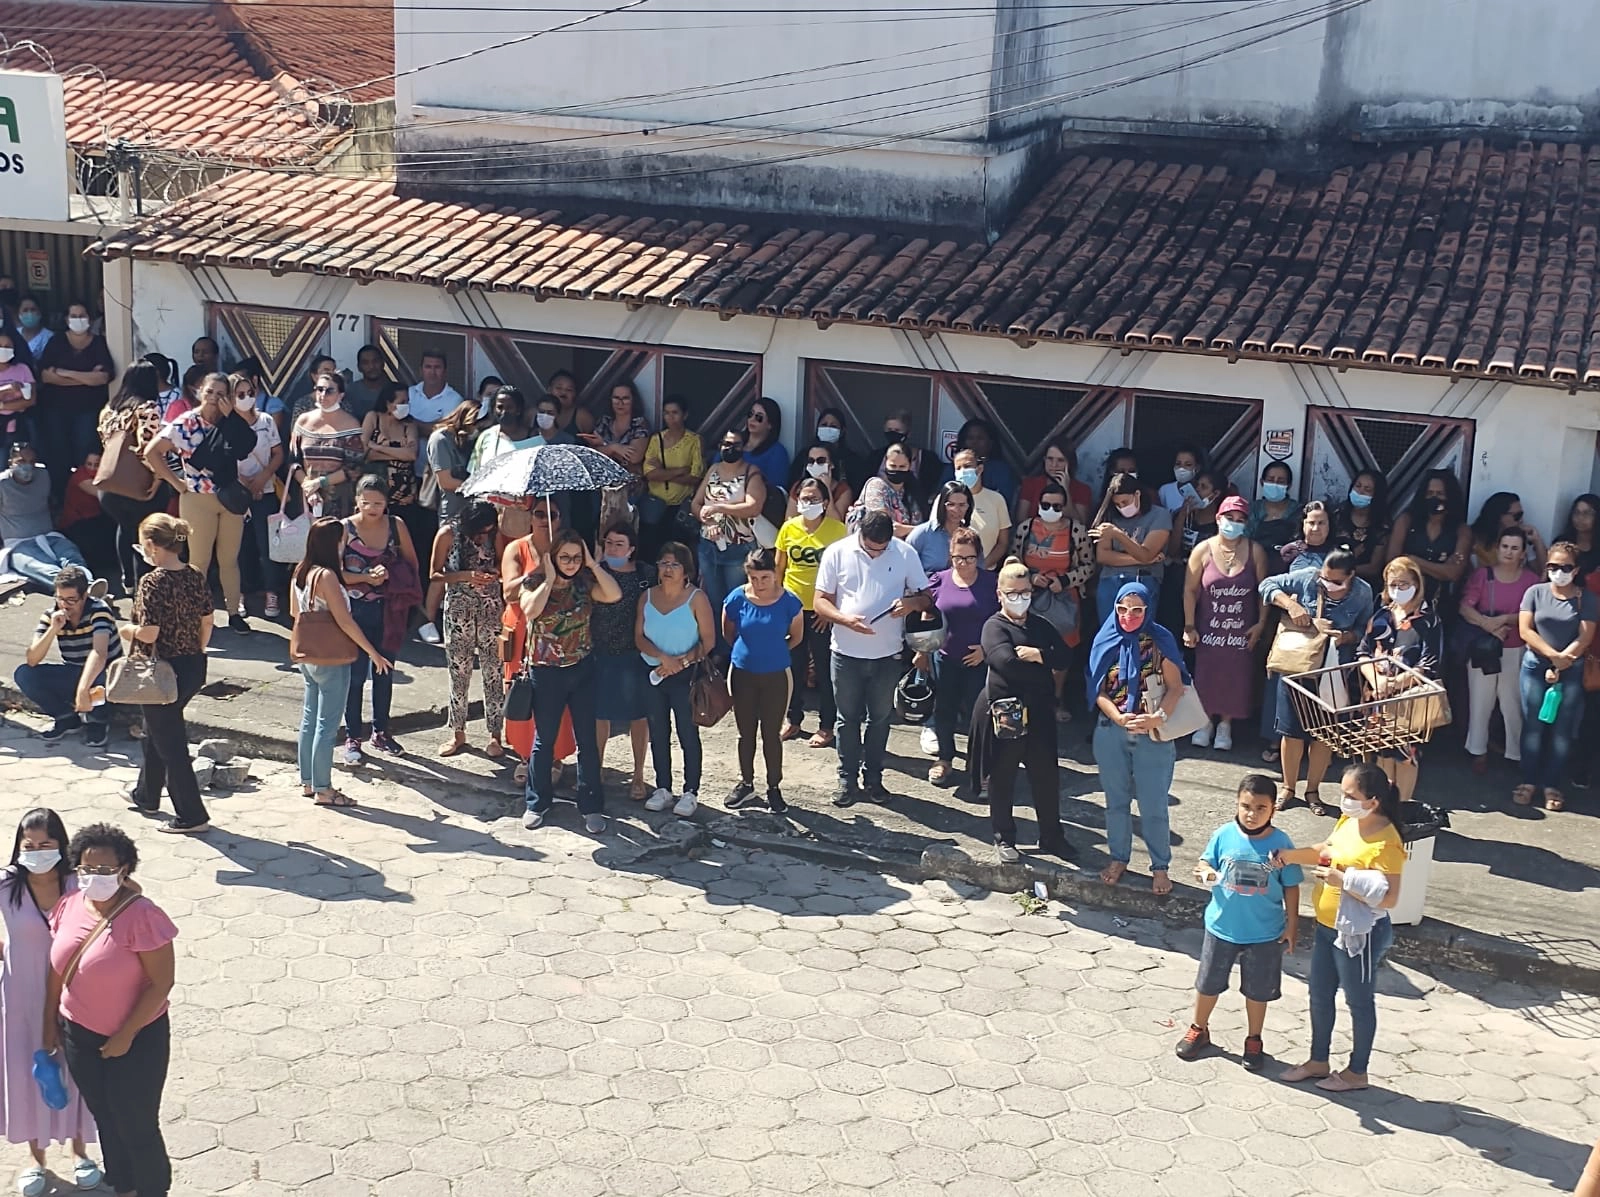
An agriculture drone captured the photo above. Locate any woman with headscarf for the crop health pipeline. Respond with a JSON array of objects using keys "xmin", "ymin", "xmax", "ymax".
[{"xmin": 1089, "ymin": 581, "xmax": 1189, "ymax": 895}]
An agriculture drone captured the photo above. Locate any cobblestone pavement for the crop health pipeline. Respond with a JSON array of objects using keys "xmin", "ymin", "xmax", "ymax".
[{"xmin": 1, "ymin": 713, "xmax": 1595, "ymax": 1197}]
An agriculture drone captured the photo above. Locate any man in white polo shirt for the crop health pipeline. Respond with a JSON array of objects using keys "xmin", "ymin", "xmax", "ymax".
[{"xmin": 814, "ymin": 509, "xmax": 932, "ymax": 806}]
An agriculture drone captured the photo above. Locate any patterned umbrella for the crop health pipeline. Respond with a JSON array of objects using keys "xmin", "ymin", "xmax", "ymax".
[{"xmin": 460, "ymin": 443, "xmax": 631, "ymax": 500}]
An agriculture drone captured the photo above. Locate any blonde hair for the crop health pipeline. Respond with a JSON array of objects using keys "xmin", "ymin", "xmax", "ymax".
[
  {"xmin": 998, "ymin": 556, "xmax": 1030, "ymax": 586},
  {"xmin": 1384, "ymin": 554, "xmax": 1424, "ymax": 591},
  {"xmin": 139, "ymin": 513, "xmax": 190, "ymax": 550}
]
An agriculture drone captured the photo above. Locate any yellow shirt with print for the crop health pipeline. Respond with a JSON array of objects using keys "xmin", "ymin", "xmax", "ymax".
[
  {"xmin": 644, "ymin": 431, "xmax": 705, "ymax": 506},
  {"xmin": 776, "ymin": 515, "xmax": 848, "ymax": 610},
  {"xmin": 1313, "ymin": 815, "xmax": 1407, "ymax": 928}
]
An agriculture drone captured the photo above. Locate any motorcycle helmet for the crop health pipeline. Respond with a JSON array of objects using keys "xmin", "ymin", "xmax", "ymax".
[
  {"xmin": 902, "ymin": 606, "xmax": 947, "ymax": 654},
  {"xmin": 895, "ymin": 668, "xmax": 936, "ymax": 724}
]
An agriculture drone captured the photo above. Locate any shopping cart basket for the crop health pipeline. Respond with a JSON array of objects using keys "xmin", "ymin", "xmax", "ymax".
[{"xmin": 1281, "ymin": 658, "xmax": 1449, "ymax": 757}]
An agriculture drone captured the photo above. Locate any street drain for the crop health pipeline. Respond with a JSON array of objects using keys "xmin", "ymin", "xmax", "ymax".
[{"xmin": 199, "ymin": 680, "xmax": 249, "ymax": 700}]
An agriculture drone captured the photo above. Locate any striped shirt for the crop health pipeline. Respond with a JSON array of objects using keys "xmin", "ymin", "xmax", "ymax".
[{"xmin": 35, "ymin": 599, "xmax": 123, "ymax": 669}]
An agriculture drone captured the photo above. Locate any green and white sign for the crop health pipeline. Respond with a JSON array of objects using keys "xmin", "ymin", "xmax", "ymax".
[{"xmin": 0, "ymin": 70, "xmax": 69, "ymax": 222}]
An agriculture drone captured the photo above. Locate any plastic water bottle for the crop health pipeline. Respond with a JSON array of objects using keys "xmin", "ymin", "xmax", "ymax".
[{"xmin": 1539, "ymin": 684, "xmax": 1562, "ymax": 725}]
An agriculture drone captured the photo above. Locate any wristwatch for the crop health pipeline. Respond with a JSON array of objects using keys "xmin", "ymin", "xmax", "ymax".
[{"xmin": 1156, "ymin": 708, "xmax": 1169, "ymax": 722}]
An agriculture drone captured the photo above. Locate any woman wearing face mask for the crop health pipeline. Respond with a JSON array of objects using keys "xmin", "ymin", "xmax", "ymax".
[
  {"xmin": 1556, "ymin": 494, "xmax": 1600, "ymax": 581},
  {"xmin": 788, "ymin": 440, "xmax": 854, "ymax": 525},
  {"xmin": 850, "ymin": 443, "xmax": 926, "ymax": 538},
  {"xmin": 638, "ymin": 541, "xmax": 717, "ymax": 816},
  {"xmin": 776, "ymin": 476, "xmax": 848, "ymax": 746},
  {"xmin": 906, "ymin": 480, "xmax": 973, "ymax": 575},
  {"xmin": 923, "ymin": 528, "xmax": 998, "ymax": 786},
  {"xmin": 1513, "ymin": 541, "xmax": 1597, "ymax": 811},
  {"xmin": 1156, "ymin": 443, "xmax": 1208, "ymax": 513},
  {"xmin": 0, "ymin": 329, "xmax": 36, "ymax": 464},
  {"xmin": 640, "ymin": 394, "xmax": 704, "ymax": 558},
  {"xmin": 468, "ymin": 384, "xmax": 539, "ymax": 472},
  {"xmin": 230, "ymin": 370, "xmax": 287, "ymax": 620},
  {"xmin": 1331, "ymin": 469, "xmax": 1391, "ymax": 582},
  {"xmin": 810, "ymin": 407, "xmax": 866, "ymax": 491},
  {"xmin": 591, "ymin": 523, "xmax": 656, "ymax": 801},
  {"xmin": 1385, "ymin": 468, "xmax": 1471, "ymax": 611},
  {"xmin": 1277, "ymin": 763, "xmax": 1406, "ymax": 1093},
  {"xmin": 44, "ymin": 823, "xmax": 178, "ymax": 1197},
  {"xmin": 1091, "ymin": 472, "xmax": 1171, "ymax": 620},
  {"xmin": 518, "ymin": 530, "xmax": 623, "ymax": 833},
  {"xmin": 1010, "ymin": 479, "xmax": 1094, "ymax": 716},
  {"xmin": 1089, "ymin": 581, "xmax": 1187, "ymax": 893},
  {"xmin": 36, "ymin": 301, "xmax": 114, "ymax": 504},
  {"xmin": 1246, "ymin": 462, "xmax": 1300, "ymax": 561},
  {"xmin": 1460, "ymin": 527, "xmax": 1538, "ymax": 775},
  {"xmin": 430, "ymin": 500, "xmax": 506, "ymax": 760},
  {"xmin": 95, "ymin": 364, "xmax": 167, "ymax": 596},
  {"xmin": 1358, "ymin": 556, "xmax": 1445, "ymax": 803},
  {"xmin": 290, "ymin": 373, "xmax": 366, "ymax": 520},
  {"xmin": 16, "ymin": 296, "xmax": 50, "ymax": 360},
  {"xmin": 693, "ymin": 427, "xmax": 767, "ymax": 637},
  {"xmin": 0, "ymin": 809, "xmax": 103, "ymax": 1197},
  {"xmin": 1183, "ymin": 496, "xmax": 1269, "ymax": 752},
  {"xmin": 1280, "ymin": 501, "xmax": 1334, "ymax": 573},
  {"xmin": 943, "ymin": 419, "xmax": 1017, "ymax": 509},
  {"xmin": 1469, "ymin": 491, "xmax": 1546, "ymax": 573},
  {"xmin": 1018, "ymin": 438, "xmax": 1092, "ymax": 525},
  {"xmin": 582, "ymin": 384, "xmax": 652, "ymax": 537},
  {"xmin": 723, "ymin": 547, "xmax": 805, "ymax": 812},
  {"xmin": 1159, "ymin": 468, "xmax": 1224, "ymax": 635},
  {"xmin": 362, "ymin": 379, "xmax": 422, "ymax": 527}
]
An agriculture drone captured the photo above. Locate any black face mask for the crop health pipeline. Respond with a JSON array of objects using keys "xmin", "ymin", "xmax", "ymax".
[
  {"xmin": 884, "ymin": 468, "xmax": 912, "ymax": 486},
  {"xmin": 720, "ymin": 446, "xmax": 742, "ymax": 464},
  {"xmin": 1236, "ymin": 815, "xmax": 1273, "ymax": 836},
  {"xmin": 883, "ymin": 431, "xmax": 903, "ymax": 447},
  {"xmin": 1428, "ymin": 497, "xmax": 1448, "ymax": 515}
]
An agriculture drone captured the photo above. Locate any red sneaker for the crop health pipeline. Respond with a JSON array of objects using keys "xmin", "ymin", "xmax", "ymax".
[{"xmin": 1175, "ymin": 1024, "xmax": 1212, "ymax": 1061}]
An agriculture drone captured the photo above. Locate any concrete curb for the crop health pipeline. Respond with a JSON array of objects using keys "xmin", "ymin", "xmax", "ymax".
[{"xmin": 8, "ymin": 679, "xmax": 1594, "ymax": 997}]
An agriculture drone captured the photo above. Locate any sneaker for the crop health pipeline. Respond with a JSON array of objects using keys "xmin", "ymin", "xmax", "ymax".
[
  {"xmin": 766, "ymin": 787, "xmax": 788, "ymax": 813},
  {"xmin": 522, "ymin": 808, "xmax": 545, "ymax": 829},
  {"xmin": 263, "ymin": 593, "xmax": 281, "ymax": 618},
  {"xmin": 370, "ymin": 731, "xmax": 403, "ymax": 756},
  {"xmin": 831, "ymin": 783, "xmax": 860, "ymax": 808},
  {"xmin": 18, "ymin": 1165, "xmax": 47, "ymax": 1197},
  {"xmin": 40, "ymin": 715, "xmax": 83, "ymax": 743},
  {"xmin": 87, "ymin": 578, "xmax": 109, "ymax": 601},
  {"xmin": 644, "ymin": 787, "xmax": 674, "ymax": 812},
  {"xmin": 673, "ymin": 790, "xmax": 699, "ymax": 817},
  {"xmin": 227, "ymin": 614, "xmax": 251, "ymax": 634},
  {"xmin": 584, "ymin": 813, "xmax": 608, "ymax": 834},
  {"xmin": 417, "ymin": 621, "xmax": 442, "ymax": 646},
  {"xmin": 725, "ymin": 782, "xmax": 758, "ymax": 810},
  {"xmin": 1175, "ymin": 1024, "xmax": 1212, "ymax": 1061},
  {"xmin": 84, "ymin": 723, "xmax": 109, "ymax": 749},
  {"xmin": 158, "ymin": 820, "xmax": 211, "ymax": 835},
  {"xmin": 919, "ymin": 726, "xmax": 939, "ymax": 756},
  {"xmin": 73, "ymin": 1156, "xmax": 103, "ymax": 1189},
  {"xmin": 995, "ymin": 841, "xmax": 1021, "ymax": 864},
  {"xmin": 865, "ymin": 779, "xmax": 895, "ymax": 801},
  {"xmin": 1242, "ymin": 1034, "xmax": 1266, "ymax": 1072},
  {"xmin": 1213, "ymin": 721, "xmax": 1234, "ymax": 752},
  {"xmin": 1191, "ymin": 722, "xmax": 1212, "ymax": 749},
  {"xmin": 339, "ymin": 738, "xmax": 362, "ymax": 766}
]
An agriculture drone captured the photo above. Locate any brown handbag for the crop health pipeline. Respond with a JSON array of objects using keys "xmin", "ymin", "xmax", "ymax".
[
  {"xmin": 94, "ymin": 417, "xmax": 159, "ymax": 501},
  {"xmin": 289, "ymin": 569, "xmax": 360, "ymax": 666},
  {"xmin": 689, "ymin": 658, "xmax": 734, "ymax": 727}
]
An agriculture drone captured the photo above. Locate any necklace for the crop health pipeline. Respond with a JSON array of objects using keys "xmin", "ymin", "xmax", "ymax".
[{"xmin": 1213, "ymin": 539, "xmax": 1243, "ymax": 572}]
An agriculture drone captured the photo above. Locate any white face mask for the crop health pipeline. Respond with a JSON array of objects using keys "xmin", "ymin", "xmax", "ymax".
[
  {"xmin": 1001, "ymin": 593, "xmax": 1032, "ymax": 614},
  {"xmin": 798, "ymin": 500, "xmax": 825, "ymax": 521},
  {"xmin": 1339, "ymin": 796, "xmax": 1371, "ymax": 819},
  {"xmin": 1036, "ymin": 504, "xmax": 1064, "ymax": 523},
  {"xmin": 806, "ymin": 462, "xmax": 830, "ymax": 480},
  {"xmin": 1388, "ymin": 584, "xmax": 1417, "ymax": 606},
  {"xmin": 234, "ymin": 392, "xmax": 256, "ymax": 412},
  {"xmin": 536, "ymin": 412, "xmax": 556, "ymax": 430},
  {"xmin": 1172, "ymin": 466, "xmax": 1195, "ymax": 484},
  {"xmin": 79, "ymin": 872, "xmax": 121, "ymax": 901},
  {"xmin": 17, "ymin": 849, "xmax": 59, "ymax": 874},
  {"xmin": 1550, "ymin": 568, "xmax": 1576, "ymax": 587},
  {"xmin": 0, "ymin": 348, "xmax": 12, "ymax": 364},
  {"xmin": 1115, "ymin": 499, "xmax": 1140, "ymax": 518},
  {"xmin": 316, "ymin": 394, "xmax": 342, "ymax": 413},
  {"xmin": 391, "ymin": 403, "xmax": 411, "ymax": 420},
  {"xmin": 815, "ymin": 426, "xmax": 841, "ymax": 444},
  {"xmin": 66, "ymin": 317, "xmax": 90, "ymax": 334}
]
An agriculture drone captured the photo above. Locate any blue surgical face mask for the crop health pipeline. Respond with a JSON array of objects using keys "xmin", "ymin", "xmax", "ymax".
[
  {"xmin": 10, "ymin": 462, "xmax": 34, "ymax": 483},
  {"xmin": 1262, "ymin": 481, "xmax": 1289, "ymax": 503},
  {"xmin": 18, "ymin": 310, "xmax": 40, "ymax": 330},
  {"xmin": 815, "ymin": 425, "xmax": 841, "ymax": 444},
  {"xmin": 603, "ymin": 555, "xmax": 630, "ymax": 570},
  {"xmin": 1217, "ymin": 518, "xmax": 1246, "ymax": 541},
  {"xmin": 1348, "ymin": 489, "xmax": 1373, "ymax": 509},
  {"xmin": 955, "ymin": 467, "xmax": 979, "ymax": 489}
]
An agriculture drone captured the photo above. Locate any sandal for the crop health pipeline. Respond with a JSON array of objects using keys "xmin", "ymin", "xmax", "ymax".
[
  {"xmin": 1305, "ymin": 789, "xmax": 1336, "ymax": 817},
  {"xmin": 1512, "ymin": 784, "xmax": 1536, "ymax": 807},
  {"xmin": 485, "ymin": 739, "xmax": 504, "ymax": 759},
  {"xmin": 1261, "ymin": 747, "xmax": 1280, "ymax": 765},
  {"xmin": 302, "ymin": 784, "xmax": 315, "ymax": 798},
  {"xmin": 928, "ymin": 761, "xmax": 952, "ymax": 786},
  {"xmin": 314, "ymin": 789, "xmax": 357, "ymax": 807},
  {"xmin": 438, "ymin": 737, "xmax": 467, "ymax": 757},
  {"xmin": 781, "ymin": 723, "xmax": 805, "ymax": 742},
  {"xmin": 1100, "ymin": 861, "xmax": 1128, "ymax": 887},
  {"xmin": 1275, "ymin": 785, "xmax": 1297, "ymax": 813},
  {"xmin": 1544, "ymin": 788, "xmax": 1565, "ymax": 812},
  {"xmin": 808, "ymin": 730, "xmax": 835, "ymax": 749},
  {"xmin": 514, "ymin": 763, "xmax": 528, "ymax": 784},
  {"xmin": 1151, "ymin": 869, "xmax": 1172, "ymax": 897}
]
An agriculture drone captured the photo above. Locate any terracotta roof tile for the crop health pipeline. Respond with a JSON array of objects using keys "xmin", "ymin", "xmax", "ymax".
[
  {"xmin": 0, "ymin": 0, "xmax": 335, "ymax": 163},
  {"xmin": 219, "ymin": 0, "xmax": 394, "ymax": 104},
  {"xmin": 96, "ymin": 139, "xmax": 1600, "ymax": 388}
]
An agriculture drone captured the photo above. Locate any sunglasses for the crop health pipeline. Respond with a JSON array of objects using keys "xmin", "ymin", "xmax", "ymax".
[
  {"xmin": 1509, "ymin": 512, "xmax": 1525, "ymax": 521},
  {"xmin": 748, "ymin": 413, "xmax": 767, "ymax": 423},
  {"xmin": 313, "ymin": 385, "xmax": 337, "ymax": 394},
  {"xmin": 1114, "ymin": 604, "xmax": 1146, "ymax": 617},
  {"xmin": 807, "ymin": 457, "xmax": 830, "ymax": 466},
  {"xmin": 1038, "ymin": 504, "xmax": 1062, "ymax": 514}
]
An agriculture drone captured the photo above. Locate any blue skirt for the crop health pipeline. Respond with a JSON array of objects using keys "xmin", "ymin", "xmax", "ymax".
[{"xmin": 594, "ymin": 653, "xmax": 650, "ymax": 723}]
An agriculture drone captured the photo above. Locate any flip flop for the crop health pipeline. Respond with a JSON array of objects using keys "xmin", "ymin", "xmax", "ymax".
[
  {"xmin": 1315, "ymin": 1072, "xmax": 1368, "ymax": 1092},
  {"xmin": 485, "ymin": 740, "xmax": 504, "ymax": 759},
  {"xmin": 314, "ymin": 790, "xmax": 357, "ymax": 807},
  {"xmin": 781, "ymin": 724, "xmax": 805, "ymax": 742},
  {"xmin": 808, "ymin": 731, "xmax": 835, "ymax": 748}
]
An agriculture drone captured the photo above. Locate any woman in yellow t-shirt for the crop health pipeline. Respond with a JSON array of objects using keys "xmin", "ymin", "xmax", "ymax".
[
  {"xmin": 775, "ymin": 476, "xmax": 848, "ymax": 746},
  {"xmin": 1276, "ymin": 761, "xmax": 1406, "ymax": 1092},
  {"xmin": 639, "ymin": 395, "xmax": 705, "ymax": 558}
]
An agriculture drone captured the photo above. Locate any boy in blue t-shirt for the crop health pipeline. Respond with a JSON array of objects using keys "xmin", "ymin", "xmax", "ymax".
[{"xmin": 1176, "ymin": 772, "xmax": 1302, "ymax": 1071}]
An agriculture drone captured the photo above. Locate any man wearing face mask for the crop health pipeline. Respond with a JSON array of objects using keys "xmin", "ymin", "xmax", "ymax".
[
  {"xmin": 951, "ymin": 448, "xmax": 1012, "ymax": 570},
  {"xmin": 15, "ymin": 565, "xmax": 121, "ymax": 747},
  {"xmin": 1260, "ymin": 550, "xmax": 1374, "ymax": 813},
  {"xmin": 0, "ymin": 444, "xmax": 94, "ymax": 591}
]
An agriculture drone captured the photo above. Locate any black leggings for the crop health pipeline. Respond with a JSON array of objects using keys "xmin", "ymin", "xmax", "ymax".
[
  {"xmin": 731, "ymin": 667, "xmax": 791, "ymax": 788},
  {"xmin": 64, "ymin": 1014, "xmax": 171, "ymax": 1197},
  {"xmin": 136, "ymin": 654, "xmax": 210, "ymax": 827},
  {"xmin": 99, "ymin": 488, "xmax": 171, "ymax": 594}
]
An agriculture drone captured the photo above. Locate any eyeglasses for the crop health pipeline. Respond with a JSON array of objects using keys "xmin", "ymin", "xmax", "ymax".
[
  {"xmin": 1114, "ymin": 604, "xmax": 1146, "ymax": 618},
  {"xmin": 554, "ymin": 554, "xmax": 584, "ymax": 567},
  {"xmin": 77, "ymin": 865, "xmax": 120, "ymax": 877},
  {"xmin": 950, "ymin": 554, "xmax": 978, "ymax": 564},
  {"xmin": 657, "ymin": 560, "xmax": 684, "ymax": 571},
  {"xmin": 861, "ymin": 540, "xmax": 889, "ymax": 557}
]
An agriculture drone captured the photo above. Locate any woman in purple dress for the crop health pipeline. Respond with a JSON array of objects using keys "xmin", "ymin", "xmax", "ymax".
[
  {"xmin": 0, "ymin": 809, "xmax": 100, "ymax": 1196},
  {"xmin": 1182, "ymin": 496, "xmax": 1269, "ymax": 752}
]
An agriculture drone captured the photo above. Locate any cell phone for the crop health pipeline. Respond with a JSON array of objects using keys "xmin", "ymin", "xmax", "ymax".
[{"xmin": 1178, "ymin": 483, "xmax": 1201, "ymax": 505}]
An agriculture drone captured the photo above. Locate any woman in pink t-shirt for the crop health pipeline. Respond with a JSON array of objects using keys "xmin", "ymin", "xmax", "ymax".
[
  {"xmin": 44, "ymin": 824, "xmax": 177, "ymax": 1197},
  {"xmin": 1458, "ymin": 526, "xmax": 1539, "ymax": 773}
]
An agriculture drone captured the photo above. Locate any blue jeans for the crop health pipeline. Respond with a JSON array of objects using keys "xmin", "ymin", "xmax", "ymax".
[
  {"xmin": 245, "ymin": 492, "xmax": 286, "ymax": 596},
  {"xmin": 1309, "ymin": 918, "xmax": 1394, "ymax": 1073},
  {"xmin": 524, "ymin": 656, "xmax": 602, "ymax": 815},
  {"xmin": 299, "ymin": 662, "xmax": 350, "ymax": 791},
  {"xmin": 698, "ymin": 540, "xmax": 752, "ymax": 648},
  {"xmin": 832, "ymin": 653, "xmax": 902, "ymax": 787},
  {"xmin": 1519, "ymin": 653, "xmax": 1585, "ymax": 789},
  {"xmin": 647, "ymin": 669, "xmax": 701, "ymax": 793},
  {"xmin": 13, "ymin": 661, "xmax": 108, "ymax": 726},
  {"xmin": 4, "ymin": 531, "xmax": 88, "ymax": 588},
  {"xmin": 343, "ymin": 601, "xmax": 392, "ymax": 738},
  {"xmin": 1096, "ymin": 568, "xmax": 1161, "ymax": 624},
  {"xmin": 1094, "ymin": 718, "xmax": 1176, "ymax": 870},
  {"xmin": 932, "ymin": 654, "xmax": 987, "ymax": 763}
]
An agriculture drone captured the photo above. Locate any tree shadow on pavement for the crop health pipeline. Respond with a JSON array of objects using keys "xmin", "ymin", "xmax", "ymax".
[
  {"xmin": 1432, "ymin": 828, "xmax": 1600, "ymax": 892},
  {"xmin": 344, "ymin": 802, "xmax": 543, "ymax": 864},
  {"xmin": 201, "ymin": 825, "xmax": 413, "ymax": 903}
]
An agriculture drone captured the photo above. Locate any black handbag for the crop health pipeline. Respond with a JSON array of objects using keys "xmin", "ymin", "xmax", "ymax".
[
  {"xmin": 216, "ymin": 481, "xmax": 252, "ymax": 515},
  {"xmin": 505, "ymin": 672, "xmax": 534, "ymax": 723}
]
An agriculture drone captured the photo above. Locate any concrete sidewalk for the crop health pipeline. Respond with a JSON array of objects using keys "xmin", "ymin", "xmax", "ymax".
[{"xmin": 4, "ymin": 588, "xmax": 1597, "ymax": 993}]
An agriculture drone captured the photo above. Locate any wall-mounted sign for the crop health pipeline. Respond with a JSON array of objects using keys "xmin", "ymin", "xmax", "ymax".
[
  {"xmin": 0, "ymin": 71, "xmax": 69, "ymax": 222},
  {"xmin": 24, "ymin": 248, "xmax": 49, "ymax": 290},
  {"xmin": 940, "ymin": 428, "xmax": 959, "ymax": 462},
  {"xmin": 1263, "ymin": 428, "xmax": 1295, "ymax": 461}
]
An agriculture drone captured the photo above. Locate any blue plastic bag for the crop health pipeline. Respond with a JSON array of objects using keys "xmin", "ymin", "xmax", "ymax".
[{"xmin": 32, "ymin": 1050, "xmax": 67, "ymax": 1111}]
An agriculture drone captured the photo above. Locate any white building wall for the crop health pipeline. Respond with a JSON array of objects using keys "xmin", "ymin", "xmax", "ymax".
[{"xmin": 126, "ymin": 260, "xmax": 1600, "ymax": 534}]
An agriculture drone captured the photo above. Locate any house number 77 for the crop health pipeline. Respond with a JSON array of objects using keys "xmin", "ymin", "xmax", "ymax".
[{"xmin": 335, "ymin": 314, "xmax": 361, "ymax": 332}]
